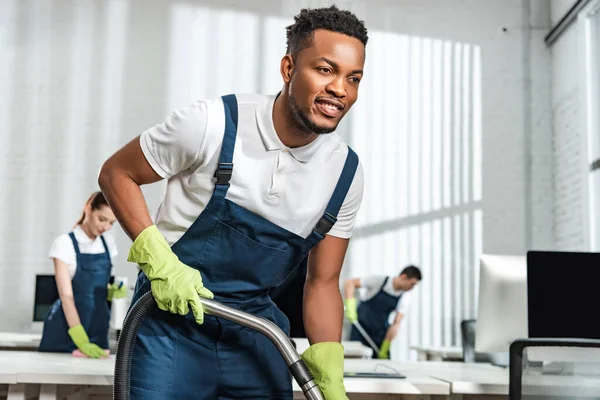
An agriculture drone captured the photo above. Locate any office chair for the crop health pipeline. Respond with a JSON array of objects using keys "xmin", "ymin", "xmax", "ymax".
[{"xmin": 509, "ymin": 338, "xmax": 600, "ymax": 400}]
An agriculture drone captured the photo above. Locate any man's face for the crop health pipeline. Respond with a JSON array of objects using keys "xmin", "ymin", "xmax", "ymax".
[
  {"xmin": 399, "ymin": 276, "xmax": 420, "ymax": 291},
  {"xmin": 285, "ymin": 29, "xmax": 365, "ymax": 134}
]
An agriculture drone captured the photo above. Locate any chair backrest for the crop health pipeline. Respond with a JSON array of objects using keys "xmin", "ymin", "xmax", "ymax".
[
  {"xmin": 461, "ymin": 319, "xmax": 477, "ymax": 363},
  {"xmin": 509, "ymin": 338, "xmax": 600, "ymax": 400}
]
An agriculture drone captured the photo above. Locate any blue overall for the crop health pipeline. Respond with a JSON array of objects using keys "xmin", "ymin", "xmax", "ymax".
[
  {"xmin": 350, "ymin": 277, "xmax": 401, "ymax": 359},
  {"xmin": 128, "ymin": 94, "xmax": 359, "ymax": 399},
  {"xmin": 38, "ymin": 233, "xmax": 111, "ymax": 352}
]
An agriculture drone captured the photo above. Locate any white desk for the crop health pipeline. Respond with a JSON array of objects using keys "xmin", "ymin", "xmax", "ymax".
[
  {"xmin": 520, "ymin": 373, "xmax": 600, "ymax": 398},
  {"xmin": 0, "ymin": 333, "xmax": 41, "ymax": 351},
  {"xmin": 410, "ymin": 345, "xmax": 463, "ymax": 361},
  {"xmin": 420, "ymin": 362, "xmax": 600, "ymax": 398},
  {"xmin": 377, "ymin": 361, "xmax": 597, "ymax": 398},
  {"xmin": 342, "ymin": 359, "xmax": 509, "ymax": 398},
  {"xmin": 0, "ymin": 332, "xmax": 120, "ymax": 354},
  {"xmin": 0, "ymin": 361, "xmax": 17, "ymax": 400},
  {"xmin": 404, "ymin": 361, "xmax": 509, "ymax": 396},
  {"xmin": 0, "ymin": 351, "xmax": 451, "ymax": 400}
]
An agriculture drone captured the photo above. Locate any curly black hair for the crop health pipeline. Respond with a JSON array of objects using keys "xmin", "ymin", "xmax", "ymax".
[{"xmin": 285, "ymin": 5, "xmax": 368, "ymax": 57}]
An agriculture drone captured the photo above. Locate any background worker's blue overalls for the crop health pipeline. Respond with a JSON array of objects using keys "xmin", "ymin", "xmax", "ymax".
[
  {"xmin": 39, "ymin": 233, "xmax": 112, "ymax": 352},
  {"xmin": 350, "ymin": 277, "xmax": 401, "ymax": 359},
  {"xmin": 128, "ymin": 94, "xmax": 359, "ymax": 399}
]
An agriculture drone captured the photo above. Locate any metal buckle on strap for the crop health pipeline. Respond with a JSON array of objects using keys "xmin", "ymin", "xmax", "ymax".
[
  {"xmin": 313, "ymin": 212, "xmax": 337, "ymax": 237},
  {"xmin": 214, "ymin": 163, "xmax": 233, "ymax": 186}
]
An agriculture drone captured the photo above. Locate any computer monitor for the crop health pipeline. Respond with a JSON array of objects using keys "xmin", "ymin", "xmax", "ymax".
[
  {"xmin": 475, "ymin": 254, "xmax": 528, "ymax": 353},
  {"xmin": 527, "ymin": 251, "xmax": 600, "ymax": 340},
  {"xmin": 33, "ymin": 275, "xmax": 59, "ymax": 322},
  {"xmin": 33, "ymin": 274, "xmax": 115, "ymax": 322}
]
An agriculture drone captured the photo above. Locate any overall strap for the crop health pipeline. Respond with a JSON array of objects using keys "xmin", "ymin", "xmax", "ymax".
[
  {"xmin": 378, "ymin": 276, "xmax": 389, "ymax": 293},
  {"xmin": 68, "ymin": 232, "xmax": 81, "ymax": 255},
  {"xmin": 99, "ymin": 235, "xmax": 112, "ymax": 267},
  {"xmin": 213, "ymin": 94, "xmax": 239, "ymax": 199},
  {"xmin": 311, "ymin": 146, "xmax": 359, "ymax": 239}
]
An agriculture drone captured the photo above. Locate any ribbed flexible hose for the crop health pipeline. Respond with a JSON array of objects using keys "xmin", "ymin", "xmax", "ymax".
[
  {"xmin": 113, "ymin": 291, "xmax": 324, "ymax": 400},
  {"xmin": 113, "ymin": 291, "xmax": 154, "ymax": 400}
]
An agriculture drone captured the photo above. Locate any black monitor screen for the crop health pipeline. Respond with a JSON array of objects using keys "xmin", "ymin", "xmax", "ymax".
[
  {"xmin": 527, "ymin": 251, "xmax": 600, "ymax": 339},
  {"xmin": 33, "ymin": 274, "xmax": 115, "ymax": 322},
  {"xmin": 33, "ymin": 275, "xmax": 59, "ymax": 322}
]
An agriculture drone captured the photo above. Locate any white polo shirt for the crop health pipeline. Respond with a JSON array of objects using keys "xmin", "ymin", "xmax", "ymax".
[
  {"xmin": 48, "ymin": 225, "xmax": 118, "ymax": 279},
  {"xmin": 140, "ymin": 93, "xmax": 364, "ymax": 245},
  {"xmin": 359, "ymin": 275, "xmax": 412, "ymax": 315}
]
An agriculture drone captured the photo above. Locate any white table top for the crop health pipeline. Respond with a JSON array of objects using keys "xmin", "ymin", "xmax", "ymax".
[
  {"xmin": 0, "ymin": 333, "xmax": 41, "ymax": 383},
  {"xmin": 4, "ymin": 353, "xmax": 597, "ymax": 398},
  {"xmin": 521, "ymin": 372, "xmax": 600, "ymax": 397},
  {"xmin": 0, "ymin": 351, "xmax": 113, "ymax": 385},
  {"xmin": 0, "ymin": 351, "xmax": 450, "ymax": 396},
  {"xmin": 343, "ymin": 359, "xmax": 509, "ymax": 395},
  {"xmin": 341, "ymin": 359, "xmax": 450, "ymax": 395},
  {"xmin": 0, "ymin": 366, "xmax": 17, "ymax": 384},
  {"xmin": 0, "ymin": 332, "xmax": 41, "ymax": 348},
  {"xmin": 414, "ymin": 363, "xmax": 509, "ymax": 395}
]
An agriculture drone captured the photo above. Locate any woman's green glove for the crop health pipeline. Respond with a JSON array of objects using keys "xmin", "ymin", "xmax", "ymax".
[
  {"xmin": 128, "ymin": 225, "xmax": 214, "ymax": 324},
  {"xmin": 301, "ymin": 342, "xmax": 348, "ymax": 400},
  {"xmin": 107, "ymin": 282, "xmax": 127, "ymax": 301},
  {"xmin": 68, "ymin": 324, "xmax": 106, "ymax": 358}
]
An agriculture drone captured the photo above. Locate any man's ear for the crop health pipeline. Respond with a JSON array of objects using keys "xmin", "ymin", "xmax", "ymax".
[{"xmin": 280, "ymin": 54, "xmax": 294, "ymax": 83}]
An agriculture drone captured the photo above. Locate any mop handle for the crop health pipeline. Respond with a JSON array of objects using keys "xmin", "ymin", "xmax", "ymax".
[{"xmin": 352, "ymin": 321, "xmax": 380, "ymax": 354}]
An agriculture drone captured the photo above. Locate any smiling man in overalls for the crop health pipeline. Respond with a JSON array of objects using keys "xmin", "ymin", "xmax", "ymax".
[{"xmin": 99, "ymin": 5, "xmax": 367, "ymax": 399}]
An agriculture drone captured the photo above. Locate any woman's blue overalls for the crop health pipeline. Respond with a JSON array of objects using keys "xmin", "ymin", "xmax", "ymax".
[
  {"xmin": 39, "ymin": 233, "xmax": 112, "ymax": 352},
  {"xmin": 350, "ymin": 277, "xmax": 401, "ymax": 359},
  {"xmin": 128, "ymin": 94, "xmax": 359, "ymax": 399}
]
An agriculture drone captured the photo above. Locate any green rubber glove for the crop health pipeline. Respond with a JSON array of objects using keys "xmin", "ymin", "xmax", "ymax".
[
  {"xmin": 378, "ymin": 339, "xmax": 391, "ymax": 359},
  {"xmin": 301, "ymin": 342, "xmax": 348, "ymax": 400},
  {"xmin": 107, "ymin": 282, "xmax": 127, "ymax": 301},
  {"xmin": 127, "ymin": 225, "xmax": 214, "ymax": 324},
  {"xmin": 344, "ymin": 298, "xmax": 358, "ymax": 323},
  {"xmin": 68, "ymin": 324, "xmax": 106, "ymax": 359}
]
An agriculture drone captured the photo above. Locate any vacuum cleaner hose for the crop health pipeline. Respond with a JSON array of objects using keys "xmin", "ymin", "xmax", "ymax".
[{"xmin": 113, "ymin": 291, "xmax": 324, "ymax": 400}]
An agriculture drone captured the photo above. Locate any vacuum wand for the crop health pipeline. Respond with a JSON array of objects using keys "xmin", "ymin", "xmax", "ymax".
[
  {"xmin": 200, "ymin": 298, "xmax": 325, "ymax": 399},
  {"xmin": 352, "ymin": 320, "xmax": 380, "ymax": 354}
]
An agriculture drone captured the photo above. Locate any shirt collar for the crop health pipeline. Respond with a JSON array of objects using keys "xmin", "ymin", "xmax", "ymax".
[
  {"xmin": 255, "ymin": 92, "xmax": 325, "ymax": 163},
  {"xmin": 73, "ymin": 225, "xmax": 96, "ymax": 244}
]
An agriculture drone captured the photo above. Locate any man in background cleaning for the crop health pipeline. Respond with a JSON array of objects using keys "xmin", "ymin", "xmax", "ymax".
[{"xmin": 344, "ymin": 265, "xmax": 422, "ymax": 359}]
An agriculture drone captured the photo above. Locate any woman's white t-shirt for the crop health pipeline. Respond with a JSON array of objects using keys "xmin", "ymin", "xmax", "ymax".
[{"xmin": 48, "ymin": 225, "xmax": 118, "ymax": 279}]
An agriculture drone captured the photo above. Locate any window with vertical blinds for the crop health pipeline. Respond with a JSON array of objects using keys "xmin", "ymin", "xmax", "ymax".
[{"xmin": 346, "ymin": 33, "xmax": 483, "ymax": 361}]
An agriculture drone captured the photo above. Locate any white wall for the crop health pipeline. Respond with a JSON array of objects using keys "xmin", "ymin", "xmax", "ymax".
[
  {"xmin": 551, "ymin": 0, "xmax": 578, "ymax": 24},
  {"xmin": 0, "ymin": 0, "xmax": 554, "ymax": 361}
]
